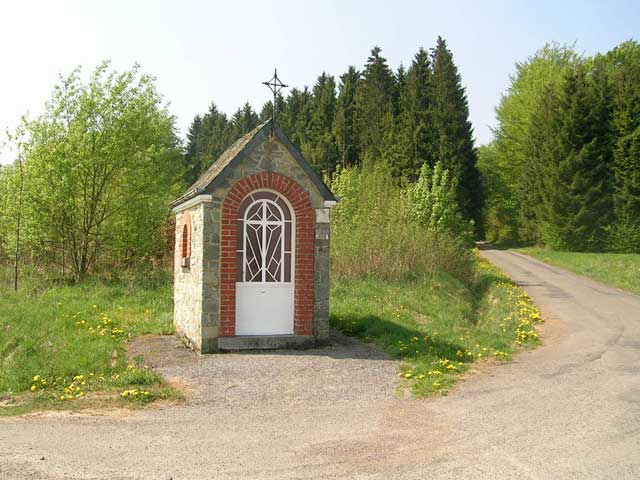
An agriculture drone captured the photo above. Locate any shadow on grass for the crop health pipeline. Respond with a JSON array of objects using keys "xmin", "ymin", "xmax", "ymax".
[
  {"xmin": 330, "ymin": 313, "xmax": 468, "ymax": 365},
  {"xmin": 468, "ymin": 272, "xmax": 512, "ymax": 326}
]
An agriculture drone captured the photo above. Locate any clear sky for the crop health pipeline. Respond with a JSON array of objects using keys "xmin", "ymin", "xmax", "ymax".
[{"xmin": 1, "ymin": 0, "xmax": 638, "ymax": 164}]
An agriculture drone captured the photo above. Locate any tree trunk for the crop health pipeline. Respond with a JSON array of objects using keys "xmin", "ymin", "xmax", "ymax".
[{"xmin": 13, "ymin": 146, "xmax": 25, "ymax": 291}]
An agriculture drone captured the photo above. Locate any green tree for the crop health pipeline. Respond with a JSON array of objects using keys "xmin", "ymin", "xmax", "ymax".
[
  {"xmin": 532, "ymin": 64, "xmax": 614, "ymax": 251},
  {"xmin": 602, "ymin": 41, "xmax": 640, "ymax": 251},
  {"xmin": 183, "ymin": 114, "xmax": 203, "ymax": 184},
  {"xmin": 280, "ymin": 87, "xmax": 312, "ymax": 147},
  {"xmin": 430, "ymin": 36, "xmax": 482, "ymax": 228},
  {"xmin": 477, "ymin": 143, "xmax": 520, "ymax": 243},
  {"xmin": 183, "ymin": 102, "xmax": 235, "ymax": 185},
  {"xmin": 15, "ymin": 62, "xmax": 183, "ymax": 280},
  {"xmin": 259, "ymin": 93, "xmax": 286, "ymax": 124},
  {"xmin": 303, "ymin": 73, "xmax": 338, "ymax": 176},
  {"xmin": 231, "ymin": 102, "xmax": 259, "ymax": 136},
  {"xmin": 395, "ymin": 48, "xmax": 435, "ymax": 179},
  {"xmin": 491, "ymin": 43, "xmax": 579, "ymax": 243},
  {"xmin": 333, "ymin": 66, "xmax": 360, "ymax": 167},
  {"xmin": 355, "ymin": 46, "xmax": 397, "ymax": 163}
]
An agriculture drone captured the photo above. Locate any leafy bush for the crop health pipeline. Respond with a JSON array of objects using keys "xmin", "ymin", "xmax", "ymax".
[
  {"xmin": 407, "ymin": 162, "xmax": 474, "ymax": 247},
  {"xmin": 330, "ymin": 163, "xmax": 472, "ymax": 281}
]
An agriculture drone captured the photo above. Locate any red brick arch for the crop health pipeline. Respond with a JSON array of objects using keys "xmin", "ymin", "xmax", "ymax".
[{"xmin": 220, "ymin": 172, "xmax": 314, "ymax": 337}]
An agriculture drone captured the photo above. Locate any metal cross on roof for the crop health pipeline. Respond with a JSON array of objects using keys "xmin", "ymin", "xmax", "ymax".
[{"xmin": 262, "ymin": 69, "xmax": 288, "ymax": 127}]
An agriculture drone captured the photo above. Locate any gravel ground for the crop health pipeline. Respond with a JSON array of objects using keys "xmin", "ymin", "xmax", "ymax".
[
  {"xmin": 130, "ymin": 332, "xmax": 400, "ymax": 409},
  {"xmin": 1, "ymin": 248, "xmax": 640, "ymax": 479}
]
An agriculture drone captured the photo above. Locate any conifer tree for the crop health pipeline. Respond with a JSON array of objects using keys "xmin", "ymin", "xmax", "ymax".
[
  {"xmin": 305, "ymin": 73, "xmax": 338, "ymax": 176},
  {"xmin": 354, "ymin": 47, "xmax": 397, "ymax": 163},
  {"xmin": 231, "ymin": 103, "xmax": 259, "ymax": 136},
  {"xmin": 604, "ymin": 41, "xmax": 640, "ymax": 251},
  {"xmin": 396, "ymin": 64, "xmax": 407, "ymax": 89},
  {"xmin": 310, "ymin": 73, "xmax": 337, "ymax": 134},
  {"xmin": 259, "ymin": 93, "xmax": 286, "ymax": 124},
  {"xmin": 183, "ymin": 102, "xmax": 233, "ymax": 185},
  {"xmin": 395, "ymin": 48, "xmax": 435, "ymax": 179},
  {"xmin": 533, "ymin": 64, "xmax": 614, "ymax": 250},
  {"xmin": 333, "ymin": 66, "xmax": 360, "ymax": 167},
  {"xmin": 430, "ymin": 37, "xmax": 482, "ymax": 227},
  {"xmin": 281, "ymin": 87, "xmax": 312, "ymax": 147},
  {"xmin": 381, "ymin": 110, "xmax": 407, "ymax": 176},
  {"xmin": 183, "ymin": 115, "xmax": 203, "ymax": 184}
]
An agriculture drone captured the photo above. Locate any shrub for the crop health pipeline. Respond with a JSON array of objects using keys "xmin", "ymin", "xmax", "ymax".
[
  {"xmin": 606, "ymin": 213, "xmax": 640, "ymax": 253},
  {"xmin": 330, "ymin": 163, "xmax": 473, "ymax": 281},
  {"xmin": 407, "ymin": 162, "xmax": 474, "ymax": 247}
]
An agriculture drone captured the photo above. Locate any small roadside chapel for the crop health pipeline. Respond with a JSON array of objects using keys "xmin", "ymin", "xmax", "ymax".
[{"xmin": 170, "ymin": 72, "xmax": 337, "ymax": 353}]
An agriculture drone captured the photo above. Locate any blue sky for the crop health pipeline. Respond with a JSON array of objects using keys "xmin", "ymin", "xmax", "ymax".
[{"xmin": 1, "ymin": 0, "xmax": 638, "ymax": 163}]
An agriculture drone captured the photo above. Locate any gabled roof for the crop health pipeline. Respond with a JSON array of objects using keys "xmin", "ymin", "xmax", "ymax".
[{"xmin": 171, "ymin": 119, "xmax": 336, "ymax": 207}]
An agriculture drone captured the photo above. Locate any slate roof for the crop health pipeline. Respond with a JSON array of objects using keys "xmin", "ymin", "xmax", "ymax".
[{"xmin": 171, "ymin": 119, "xmax": 336, "ymax": 207}]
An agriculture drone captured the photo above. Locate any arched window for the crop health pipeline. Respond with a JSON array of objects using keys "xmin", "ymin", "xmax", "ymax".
[
  {"xmin": 180, "ymin": 211, "xmax": 191, "ymax": 259},
  {"xmin": 181, "ymin": 224, "xmax": 190, "ymax": 258},
  {"xmin": 236, "ymin": 190, "xmax": 294, "ymax": 283}
]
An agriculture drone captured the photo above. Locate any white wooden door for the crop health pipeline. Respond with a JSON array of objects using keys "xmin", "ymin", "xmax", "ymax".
[{"xmin": 235, "ymin": 191, "xmax": 294, "ymax": 335}]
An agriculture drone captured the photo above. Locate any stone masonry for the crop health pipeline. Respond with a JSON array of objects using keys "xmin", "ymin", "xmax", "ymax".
[{"xmin": 172, "ymin": 125, "xmax": 334, "ymax": 353}]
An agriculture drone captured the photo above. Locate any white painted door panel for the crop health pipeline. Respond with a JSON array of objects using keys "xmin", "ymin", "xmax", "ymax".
[
  {"xmin": 235, "ymin": 190, "xmax": 295, "ymax": 336},
  {"xmin": 236, "ymin": 283, "xmax": 294, "ymax": 335}
]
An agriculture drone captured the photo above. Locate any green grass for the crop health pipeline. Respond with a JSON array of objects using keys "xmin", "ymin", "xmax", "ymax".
[
  {"xmin": 330, "ymin": 256, "xmax": 543, "ymax": 397},
  {"xmin": 1, "ymin": 252, "xmax": 545, "ymax": 411},
  {"xmin": 0, "ymin": 270, "xmax": 181, "ymax": 415},
  {"xmin": 518, "ymin": 248, "xmax": 640, "ymax": 296}
]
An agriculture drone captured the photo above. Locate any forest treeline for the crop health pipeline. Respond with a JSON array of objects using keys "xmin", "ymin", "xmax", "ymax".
[
  {"xmin": 0, "ymin": 37, "xmax": 481, "ymax": 281},
  {"xmin": 1, "ymin": 38, "xmax": 638, "ymax": 283},
  {"xmin": 183, "ymin": 37, "xmax": 482, "ymax": 227},
  {"xmin": 480, "ymin": 41, "xmax": 640, "ymax": 252}
]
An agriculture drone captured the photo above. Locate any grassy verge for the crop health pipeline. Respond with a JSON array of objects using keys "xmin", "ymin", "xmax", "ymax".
[
  {"xmin": 330, "ymin": 255, "xmax": 543, "ymax": 397},
  {"xmin": 518, "ymin": 248, "xmax": 640, "ymax": 296},
  {"xmin": 0, "ymin": 271, "xmax": 181, "ymax": 416}
]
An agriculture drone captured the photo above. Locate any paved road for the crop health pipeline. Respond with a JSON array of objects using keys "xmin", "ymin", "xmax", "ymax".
[{"xmin": 1, "ymin": 248, "xmax": 639, "ymax": 479}]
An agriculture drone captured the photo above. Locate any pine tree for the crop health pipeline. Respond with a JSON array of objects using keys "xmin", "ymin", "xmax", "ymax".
[
  {"xmin": 259, "ymin": 93, "xmax": 286, "ymax": 123},
  {"xmin": 281, "ymin": 87, "xmax": 312, "ymax": 147},
  {"xmin": 381, "ymin": 110, "xmax": 407, "ymax": 177},
  {"xmin": 430, "ymin": 37, "xmax": 483, "ymax": 228},
  {"xmin": 333, "ymin": 66, "xmax": 360, "ymax": 167},
  {"xmin": 183, "ymin": 102, "xmax": 234, "ymax": 185},
  {"xmin": 354, "ymin": 47, "xmax": 397, "ymax": 163},
  {"xmin": 604, "ymin": 41, "xmax": 640, "ymax": 251},
  {"xmin": 183, "ymin": 115, "xmax": 203, "ymax": 185},
  {"xmin": 535, "ymin": 64, "xmax": 614, "ymax": 251},
  {"xmin": 305, "ymin": 73, "xmax": 338, "ymax": 176},
  {"xmin": 395, "ymin": 48, "xmax": 435, "ymax": 180},
  {"xmin": 231, "ymin": 103, "xmax": 259, "ymax": 136},
  {"xmin": 393, "ymin": 64, "xmax": 406, "ymax": 115},
  {"xmin": 200, "ymin": 104, "xmax": 233, "ymax": 166}
]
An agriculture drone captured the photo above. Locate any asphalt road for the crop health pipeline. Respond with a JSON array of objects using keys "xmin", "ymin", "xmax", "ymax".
[{"xmin": 1, "ymin": 248, "xmax": 639, "ymax": 479}]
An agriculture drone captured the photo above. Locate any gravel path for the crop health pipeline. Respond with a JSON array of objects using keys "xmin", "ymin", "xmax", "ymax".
[
  {"xmin": 131, "ymin": 332, "xmax": 399, "ymax": 409},
  {"xmin": 1, "ymin": 248, "xmax": 640, "ymax": 479}
]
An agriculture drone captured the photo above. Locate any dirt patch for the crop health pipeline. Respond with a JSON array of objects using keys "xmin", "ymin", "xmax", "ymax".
[{"xmin": 126, "ymin": 334, "xmax": 196, "ymax": 368}]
